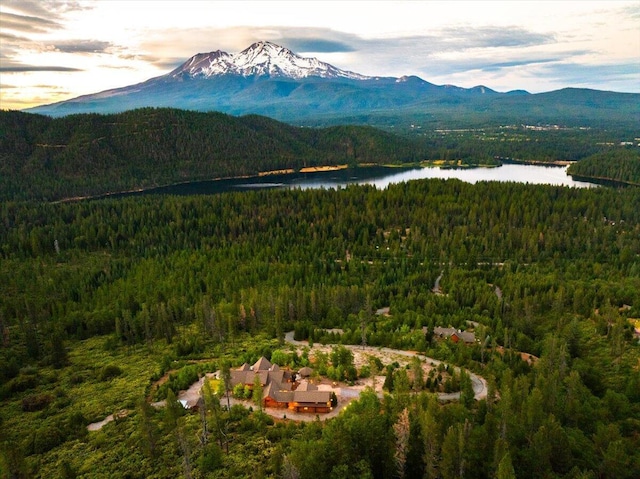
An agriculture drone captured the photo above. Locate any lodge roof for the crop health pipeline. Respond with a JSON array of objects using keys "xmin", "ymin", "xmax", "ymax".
[
  {"xmin": 253, "ymin": 356, "xmax": 272, "ymax": 371},
  {"xmin": 293, "ymin": 390, "xmax": 331, "ymax": 405},
  {"xmin": 430, "ymin": 326, "xmax": 476, "ymax": 343},
  {"xmin": 232, "ymin": 357, "xmax": 333, "ymax": 410}
]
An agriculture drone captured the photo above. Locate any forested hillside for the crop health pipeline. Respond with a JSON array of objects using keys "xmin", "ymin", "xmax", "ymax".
[
  {"xmin": 3, "ymin": 109, "xmax": 637, "ymax": 202},
  {"xmin": 567, "ymin": 148, "xmax": 640, "ymax": 185},
  {"xmin": 0, "ymin": 109, "xmax": 424, "ymax": 201},
  {"xmin": 413, "ymin": 126, "xmax": 635, "ymax": 166},
  {"xmin": 1, "ymin": 180, "xmax": 639, "ymax": 478}
]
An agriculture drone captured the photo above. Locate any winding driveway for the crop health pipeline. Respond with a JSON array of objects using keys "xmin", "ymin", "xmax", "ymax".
[
  {"xmin": 88, "ymin": 333, "xmax": 488, "ymax": 430},
  {"xmin": 284, "ymin": 331, "xmax": 487, "ymax": 402}
]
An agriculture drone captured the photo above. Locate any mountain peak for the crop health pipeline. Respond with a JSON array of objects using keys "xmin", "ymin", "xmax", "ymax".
[
  {"xmin": 241, "ymin": 41, "xmax": 285, "ymax": 54},
  {"xmin": 168, "ymin": 41, "xmax": 370, "ymax": 80}
]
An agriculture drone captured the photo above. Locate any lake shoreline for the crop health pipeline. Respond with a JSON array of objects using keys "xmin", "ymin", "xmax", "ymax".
[
  {"xmin": 50, "ymin": 164, "xmax": 397, "ymax": 203},
  {"xmin": 50, "ymin": 161, "xmax": 603, "ymax": 203},
  {"xmin": 497, "ymin": 157, "xmax": 574, "ymax": 167},
  {"xmin": 567, "ymin": 174, "xmax": 638, "ymax": 188}
]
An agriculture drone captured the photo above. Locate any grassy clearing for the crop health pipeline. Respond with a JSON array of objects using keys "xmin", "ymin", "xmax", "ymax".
[
  {"xmin": 67, "ymin": 337, "xmax": 166, "ymax": 421},
  {"xmin": 0, "ymin": 330, "xmax": 285, "ymax": 477}
]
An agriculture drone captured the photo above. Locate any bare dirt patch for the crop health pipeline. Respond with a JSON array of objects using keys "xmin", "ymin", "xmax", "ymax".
[{"xmin": 87, "ymin": 409, "xmax": 128, "ymax": 431}]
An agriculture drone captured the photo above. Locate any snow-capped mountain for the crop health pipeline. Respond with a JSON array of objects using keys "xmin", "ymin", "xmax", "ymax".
[
  {"xmin": 168, "ymin": 41, "xmax": 370, "ymax": 80},
  {"xmin": 25, "ymin": 41, "xmax": 636, "ymax": 127}
]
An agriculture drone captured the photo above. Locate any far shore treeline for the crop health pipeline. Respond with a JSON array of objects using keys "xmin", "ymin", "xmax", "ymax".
[{"xmin": 1, "ymin": 108, "xmax": 637, "ymax": 202}]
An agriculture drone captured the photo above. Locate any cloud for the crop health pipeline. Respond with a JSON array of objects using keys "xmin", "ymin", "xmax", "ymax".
[
  {"xmin": 278, "ymin": 38, "xmax": 355, "ymax": 53},
  {"xmin": 436, "ymin": 26, "xmax": 555, "ymax": 50},
  {"xmin": 117, "ymin": 51, "xmax": 186, "ymax": 71},
  {"xmin": 130, "ymin": 23, "xmax": 574, "ymax": 89},
  {"xmin": 536, "ymin": 62, "xmax": 640, "ymax": 87},
  {"xmin": 0, "ymin": 11, "xmax": 60, "ymax": 33},
  {"xmin": 0, "ymin": 32, "xmax": 33, "ymax": 42},
  {"xmin": 0, "ymin": 31, "xmax": 36, "ymax": 59},
  {"xmin": 0, "ymin": 44, "xmax": 83, "ymax": 73},
  {"xmin": 136, "ymin": 24, "xmax": 557, "ymax": 68},
  {"xmin": 52, "ymin": 40, "xmax": 113, "ymax": 54},
  {"xmin": 336, "ymin": 27, "xmax": 556, "ymax": 61},
  {"xmin": 2, "ymin": 0, "xmax": 90, "ymax": 19},
  {"xmin": 98, "ymin": 59, "xmax": 183, "ymax": 71},
  {"xmin": 137, "ymin": 26, "xmax": 362, "ymax": 63},
  {"xmin": 418, "ymin": 57, "xmax": 566, "ymax": 77},
  {"xmin": 33, "ymin": 84, "xmax": 68, "ymax": 89},
  {"xmin": 0, "ymin": 65, "xmax": 83, "ymax": 72},
  {"xmin": 134, "ymin": 27, "xmax": 362, "ymax": 77},
  {"xmin": 154, "ymin": 59, "xmax": 189, "ymax": 70},
  {"xmin": 620, "ymin": 3, "xmax": 640, "ymax": 19},
  {"xmin": 0, "ymin": 2, "xmax": 100, "ymax": 78},
  {"xmin": 465, "ymin": 52, "xmax": 590, "ymax": 73},
  {"xmin": 0, "ymin": 93, "xmax": 70, "ymax": 107},
  {"xmin": 480, "ymin": 58, "xmax": 560, "ymax": 72}
]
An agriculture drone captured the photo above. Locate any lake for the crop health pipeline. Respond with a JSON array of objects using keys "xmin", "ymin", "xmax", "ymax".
[{"xmin": 114, "ymin": 163, "xmax": 598, "ymax": 198}]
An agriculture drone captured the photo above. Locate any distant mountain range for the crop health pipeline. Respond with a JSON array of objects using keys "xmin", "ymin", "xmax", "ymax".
[{"xmin": 25, "ymin": 41, "xmax": 640, "ymax": 127}]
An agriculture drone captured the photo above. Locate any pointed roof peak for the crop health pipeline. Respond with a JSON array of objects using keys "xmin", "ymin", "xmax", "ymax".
[{"xmin": 252, "ymin": 356, "xmax": 272, "ymax": 371}]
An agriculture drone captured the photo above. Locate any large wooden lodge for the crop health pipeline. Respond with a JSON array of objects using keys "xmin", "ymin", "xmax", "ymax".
[{"xmin": 230, "ymin": 357, "xmax": 334, "ymax": 414}]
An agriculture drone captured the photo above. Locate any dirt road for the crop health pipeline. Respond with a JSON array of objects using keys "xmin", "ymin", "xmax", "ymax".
[{"xmin": 284, "ymin": 331, "xmax": 487, "ymax": 401}]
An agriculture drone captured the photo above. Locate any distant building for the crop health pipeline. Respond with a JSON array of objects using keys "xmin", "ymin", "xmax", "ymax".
[{"xmin": 426, "ymin": 326, "xmax": 477, "ymax": 344}]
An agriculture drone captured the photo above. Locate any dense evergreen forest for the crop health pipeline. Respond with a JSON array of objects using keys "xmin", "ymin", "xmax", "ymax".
[
  {"xmin": 567, "ymin": 148, "xmax": 640, "ymax": 185},
  {"xmin": 411, "ymin": 126, "xmax": 637, "ymax": 168},
  {"xmin": 1, "ymin": 109, "xmax": 636, "ymax": 202},
  {"xmin": 1, "ymin": 179, "xmax": 639, "ymax": 478},
  {"xmin": 0, "ymin": 109, "xmax": 424, "ymax": 202}
]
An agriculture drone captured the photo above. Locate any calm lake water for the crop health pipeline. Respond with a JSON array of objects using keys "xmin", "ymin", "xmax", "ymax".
[{"xmin": 116, "ymin": 164, "xmax": 598, "ymax": 198}]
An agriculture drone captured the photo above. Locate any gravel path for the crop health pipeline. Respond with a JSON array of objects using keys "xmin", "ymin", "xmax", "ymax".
[
  {"xmin": 165, "ymin": 332, "xmax": 489, "ymax": 424},
  {"xmin": 86, "ymin": 410, "xmax": 128, "ymax": 431},
  {"xmin": 88, "ymin": 333, "xmax": 488, "ymax": 430},
  {"xmin": 284, "ymin": 331, "xmax": 487, "ymax": 402}
]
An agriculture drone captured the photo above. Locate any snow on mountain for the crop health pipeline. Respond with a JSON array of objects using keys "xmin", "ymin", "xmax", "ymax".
[{"xmin": 168, "ymin": 41, "xmax": 371, "ymax": 80}]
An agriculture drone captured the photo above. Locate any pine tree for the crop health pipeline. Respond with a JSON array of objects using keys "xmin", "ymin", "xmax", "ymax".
[
  {"xmin": 137, "ymin": 398, "xmax": 158, "ymax": 459},
  {"xmin": 496, "ymin": 451, "xmax": 516, "ymax": 479},
  {"xmin": 393, "ymin": 408, "xmax": 410, "ymax": 479},
  {"xmin": 253, "ymin": 373, "xmax": 264, "ymax": 411},
  {"xmin": 411, "ymin": 356, "xmax": 424, "ymax": 393},
  {"xmin": 220, "ymin": 361, "xmax": 232, "ymax": 410}
]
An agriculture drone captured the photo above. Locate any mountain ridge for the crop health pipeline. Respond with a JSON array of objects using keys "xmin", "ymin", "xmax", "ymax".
[{"xmin": 24, "ymin": 42, "xmax": 639, "ymax": 128}]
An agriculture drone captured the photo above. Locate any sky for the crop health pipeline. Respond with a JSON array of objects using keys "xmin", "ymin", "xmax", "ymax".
[{"xmin": 1, "ymin": 0, "xmax": 639, "ymax": 110}]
